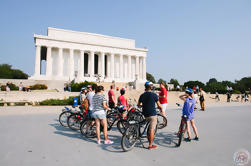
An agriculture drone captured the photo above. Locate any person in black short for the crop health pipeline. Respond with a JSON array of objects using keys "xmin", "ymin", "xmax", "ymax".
[{"xmin": 138, "ymin": 81, "xmax": 163, "ymax": 150}]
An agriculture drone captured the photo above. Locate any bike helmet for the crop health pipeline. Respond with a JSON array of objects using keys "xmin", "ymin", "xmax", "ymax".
[
  {"xmin": 81, "ymin": 87, "xmax": 87, "ymax": 91},
  {"xmin": 185, "ymin": 88, "xmax": 193, "ymax": 94},
  {"xmin": 144, "ymin": 81, "xmax": 153, "ymax": 87}
]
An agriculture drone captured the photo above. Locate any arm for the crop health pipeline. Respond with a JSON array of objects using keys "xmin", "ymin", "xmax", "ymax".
[
  {"xmin": 156, "ymin": 101, "xmax": 163, "ymax": 112},
  {"xmin": 103, "ymin": 102, "xmax": 111, "ymax": 111},
  {"xmin": 179, "ymin": 94, "xmax": 187, "ymax": 102}
]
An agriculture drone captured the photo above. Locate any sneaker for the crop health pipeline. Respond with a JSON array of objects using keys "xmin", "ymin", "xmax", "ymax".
[
  {"xmin": 184, "ymin": 138, "xmax": 191, "ymax": 142},
  {"xmin": 148, "ymin": 145, "xmax": 157, "ymax": 150},
  {"xmin": 194, "ymin": 137, "xmax": 199, "ymax": 141},
  {"xmin": 97, "ymin": 140, "xmax": 101, "ymax": 144},
  {"xmin": 104, "ymin": 140, "xmax": 114, "ymax": 144}
]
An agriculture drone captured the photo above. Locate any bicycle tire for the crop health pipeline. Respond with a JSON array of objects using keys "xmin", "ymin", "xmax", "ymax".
[
  {"xmin": 80, "ymin": 119, "xmax": 96, "ymax": 138},
  {"xmin": 157, "ymin": 114, "xmax": 167, "ymax": 129},
  {"xmin": 177, "ymin": 123, "xmax": 185, "ymax": 147},
  {"xmin": 67, "ymin": 114, "xmax": 82, "ymax": 130},
  {"xmin": 117, "ymin": 119, "xmax": 129, "ymax": 134},
  {"xmin": 121, "ymin": 124, "xmax": 139, "ymax": 152},
  {"xmin": 59, "ymin": 111, "xmax": 71, "ymax": 127}
]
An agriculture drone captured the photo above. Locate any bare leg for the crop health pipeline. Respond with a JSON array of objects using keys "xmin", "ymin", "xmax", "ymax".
[
  {"xmin": 186, "ymin": 121, "xmax": 191, "ymax": 139},
  {"xmin": 190, "ymin": 119, "xmax": 199, "ymax": 138},
  {"xmin": 95, "ymin": 119, "xmax": 101, "ymax": 141},
  {"xmin": 101, "ymin": 118, "xmax": 108, "ymax": 141},
  {"xmin": 148, "ymin": 128, "xmax": 154, "ymax": 147}
]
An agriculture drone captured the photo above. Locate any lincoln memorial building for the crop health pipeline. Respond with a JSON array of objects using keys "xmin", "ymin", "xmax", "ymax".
[{"xmin": 30, "ymin": 27, "xmax": 148, "ymax": 83}]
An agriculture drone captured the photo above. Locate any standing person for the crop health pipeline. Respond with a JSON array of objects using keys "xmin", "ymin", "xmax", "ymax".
[
  {"xmin": 193, "ymin": 90, "xmax": 198, "ymax": 109},
  {"xmin": 199, "ymin": 88, "xmax": 206, "ymax": 111},
  {"xmin": 6, "ymin": 82, "xmax": 10, "ymax": 92},
  {"xmin": 215, "ymin": 91, "xmax": 220, "ymax": 101},
  {"xmin": 80, "ymin": 87, "xmax": 88, "ymax": 112},
  {"xmin": 117, "ymin": 88, "xmax": 128, "ymax": 117},
  {"xmin": 92, "ymin": 86, "xmax": 113, "ymax": 144},
  {"xmin": 86, "ymin": 84, "xmax": 97, "ymax": 116},
  {"xmin": 226, "ymin": 91, "xmax": 231, "ymax": 102},
  {"xmin": 108, "ymin": 85, "xmax": 116, "ymax": 109},
  {"xmin": 18, "ymin": 82, "xmax": 23, "ymax": 91},
  {"xmin": 138, "ymin": 81, "xmax": 163, "ymax": 149},
  {"xmin": 159, "ymin": 82, "xmax": 168, "ymax": 117},
  {"xmin": 196, "ymin": 85, "xmax": 199, "ymax": 93},
  {"xmin": 179, "ymin": 88, "xmax": 199, "ymax": 142}
]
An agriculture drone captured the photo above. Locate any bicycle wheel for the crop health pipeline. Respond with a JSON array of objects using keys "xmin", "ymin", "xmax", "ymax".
[
  {"xmin": 107, "ymin": 112, "xmax": 118, "ymax": 130},
  {"xmin": 117, "ymin": 119, "xmax": 129, "ymax": 134},
  {"xmin": 177, "ymin": 123, "xmax": 185, "ymax": 147},
  {"xmin": 80, "ymin": 119, "xmax": 96, "ymax": 138},
  {"xmin": 157, "ymin": 114, "xmax": 167, "ymax": 129},
  {"xmin": 127, "ymin": 110, "xmax": 144, "ymax": 122},
  {"xmin": 121, "ymin": 124, "xmax": 139, "ymax": 152},
  {"xmin": 59, "ymin": 111, "xmax": 71, "ymax": 127},
  {"xmin": 67, "ymin": 114, "xmax": 82, "ymax": 130}
]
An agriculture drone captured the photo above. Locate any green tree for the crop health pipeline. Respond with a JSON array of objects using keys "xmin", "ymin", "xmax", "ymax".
[
  {"xmin": 183, "ymin": 81, "xmax": 205, "ymax": 89},
  {"xmin": 0, "ymin": 64, "xmax": 28, "ymax": 79},
  {"xmin": 146, "ymin": 72, "xmax": 156, "ymax": 83},
  {"xmin": 169, "ymin": 78, "xmax": 179, "ymax": 88}
]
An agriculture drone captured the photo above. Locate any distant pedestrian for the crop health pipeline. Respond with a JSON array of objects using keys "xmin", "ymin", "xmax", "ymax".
[
  {"xmin": 215, "ymin": 92, "xmax": 220, "ymax": 101},
  {"xmin": 6, "ymin": 82, "xmax": 10, "ymax": 92},
  {"xmin": 226, "ymin": 92, "xmax": 231, "ymax": 102},
  {"xmin": 199, "ymin": 88, "xmax": 206, "ymax": 111},
  {"xmin": 19, "ymin": 82, "xmax": 23, "ymax": 91}
]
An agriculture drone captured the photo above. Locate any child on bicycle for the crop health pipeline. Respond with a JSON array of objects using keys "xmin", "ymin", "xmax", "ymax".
[{"xmin": 179, "ymin": 88, "xmax": 199, "ymax": 142}]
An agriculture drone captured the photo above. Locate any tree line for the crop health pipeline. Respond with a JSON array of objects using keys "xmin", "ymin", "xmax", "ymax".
[
  {"xmin": 146, "ymin": 72, "xmax": 251, "ymax": 94},
  {"xmin": 0, "ymin": 64, "xmax": 28, "ymax": 79}
]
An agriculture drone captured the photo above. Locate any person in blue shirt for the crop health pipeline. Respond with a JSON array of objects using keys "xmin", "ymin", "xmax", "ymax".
[
  {"xmin": 138, "ymin": 81, "xmax": 163, "ymax": 149},
  {"xmin": 179, "ymin": 88, "xmax": 199, "ymax": 142}
]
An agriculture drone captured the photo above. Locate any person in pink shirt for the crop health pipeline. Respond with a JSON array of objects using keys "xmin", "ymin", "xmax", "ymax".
[
  {"xmin": 117, "ymin": 88, "xmax": 128, "ymax": 118},
  {"xmin": 108, "ymin": 85, "xmax": 116, "ymax": 108},
  {"xmin": 159, "ymin": 82, "xmax": 168, "ymax": 117}
]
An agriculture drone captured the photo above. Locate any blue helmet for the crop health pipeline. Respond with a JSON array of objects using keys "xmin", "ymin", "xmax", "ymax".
[
  {"xmin": 145, "ymin": 81, "xmax": 153, "ymax": 87},
  {"xmin": 185, "ymin": 88, "xmax": 193, "ymax": 94}
]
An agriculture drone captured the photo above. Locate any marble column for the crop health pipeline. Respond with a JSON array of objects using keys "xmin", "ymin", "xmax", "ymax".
[
  {"xmin": 57, "ymin": 48, "xmax": 63, "ymax": 77},
  {"xmin": 46, "ymin": 46, "xmax": 52, "ymax": 77},
  {"xmin": 136, "ymin": 56, "xmax": 139, "ymax": 80},
  {"xmin": 79, "ymin": 50, "xmax": 84, "ymax": 78},
  {"xmin": 128, "ymin": 55, "xmax": 131, "ymax": 80},
  {"xmin": 35, "ymin": 45, "xmax": 41, "ymax": 76},
  {"xmin": 139, "ymin": 57, "xmax": 142, "ymax": 80},
  {"xmin": 110, "ymin": 53, "xmax": 114, "ymax": 79},
  {"xmin": 69, "ymin": 49, "xmax": 74, "ymax": 79},
  {"xmin": 143, "ymin": 56, "xmax": 146, "ymax": 80},
  {"xmin": 107, "ymin": 54, "xmax": 111, "ymax": 78},
  {"xmin": 101, "ymin": 52, "xmax": 105, "ymax": 78},
  {"xmin": 89, "ymin": 51, "xmax": 94, "ymax": 77},
  {"xmin": 120, "ymin": 54, "xmax": 123, "ymax": 80}
]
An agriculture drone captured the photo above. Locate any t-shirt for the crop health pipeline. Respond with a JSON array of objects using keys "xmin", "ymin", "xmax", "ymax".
[
  {"xmin": 139, "ymin": 92, "xmax": 158, "ymax": 117},
  {"xmin": 92, "ymin": 94, "xmax": 107, "ymax": 112},
  {"xmin": 108, "ymin": 90, "xmax": 115, "ymax": 103},
  {"xmin": 118, "ymin": 95, "xmax": 128, "ymax": 109},
  {"xmin": 182, "ymin": 97, "xmax": 195, "ymax": 121},
  {"xmin": 86, "ymin": 91, "xmax": 95, "ymax": 110},
  {"xmin": 159, "ymin": 87, "xmax": 167, "ymax": 104}
]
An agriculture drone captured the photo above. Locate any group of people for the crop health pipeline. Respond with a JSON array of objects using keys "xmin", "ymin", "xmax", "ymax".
[{"xmin": 78, "ymin": 81, "xmax": 200, "ymax": 149}]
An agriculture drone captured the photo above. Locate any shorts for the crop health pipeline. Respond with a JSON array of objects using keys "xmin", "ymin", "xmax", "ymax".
[
  {"xmin": 91, "ymin": 110, "xmax": 106, "ymax": 119},
  {"xmin": 161, "ymin": 103, "xmax": 168, "ymax": 114},
  {"xmin": 108, "ymin": 101, "xmax": 115, "ymax": 108},
  {"xmin": 145, "ymin": 116, "xmax": 157, "ymax": 131}
]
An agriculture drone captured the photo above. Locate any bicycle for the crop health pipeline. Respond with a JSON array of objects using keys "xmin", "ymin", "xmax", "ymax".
[
  {"xmin": 59, "ymin": 106, "xmax": 79, "ymax": 127},
  {"xmin": 67, "ymin": 107, "xmax": 88, "ymax": 130},
  {"xmin": 121, "ymin": 112, "xmax": 158, "ymax": 152},
  {"xmin": 176, "ymin": 115, "xmax": 188, "ymax": 147}
]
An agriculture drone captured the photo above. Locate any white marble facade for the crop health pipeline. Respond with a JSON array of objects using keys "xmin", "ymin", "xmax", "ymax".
[{"xmin": 30, "ymin": 27, "xmax": 147, "ymax": 82}]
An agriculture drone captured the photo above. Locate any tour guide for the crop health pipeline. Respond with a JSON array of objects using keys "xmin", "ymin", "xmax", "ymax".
[{"xmin": 138, "ymin": 81, "xmax": 163, "ymax": 149}]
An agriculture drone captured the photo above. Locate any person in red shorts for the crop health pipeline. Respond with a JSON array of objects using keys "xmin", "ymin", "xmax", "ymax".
[{"xmin": 159, "ymin": 82, "xmax": 168, "ymax": 117}]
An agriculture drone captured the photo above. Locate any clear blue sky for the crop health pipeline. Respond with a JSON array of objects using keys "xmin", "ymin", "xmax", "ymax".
[{"xmin": 0, "ymin": 0, "xmax": 250, "ymax": 84}]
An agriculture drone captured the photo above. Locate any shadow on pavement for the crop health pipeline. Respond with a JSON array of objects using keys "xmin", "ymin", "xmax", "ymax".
[{"xmin": 154, "ymin": 131, "xmax": 179, "ymax": 148}]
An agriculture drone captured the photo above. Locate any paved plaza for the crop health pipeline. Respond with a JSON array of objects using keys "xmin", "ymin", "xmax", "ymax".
[{"xmin": 0, "ymin": 103, "xmax": 251, "ymax": 166}]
